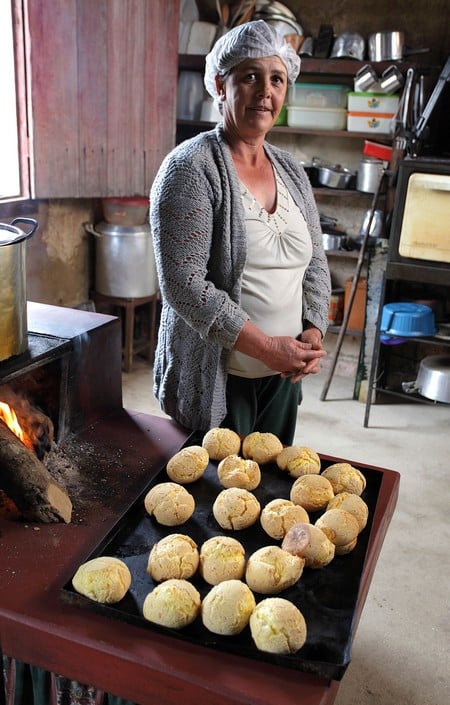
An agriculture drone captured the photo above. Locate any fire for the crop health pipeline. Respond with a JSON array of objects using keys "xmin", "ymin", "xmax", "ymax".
[{"xmin": 0, "ymin": 401, "xmax": 26, "ymax": 443}]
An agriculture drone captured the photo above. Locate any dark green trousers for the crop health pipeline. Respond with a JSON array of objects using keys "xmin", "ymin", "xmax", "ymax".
[{"xmin": 222, "ymin": 374, "xmax": 302, "ymax": 446}]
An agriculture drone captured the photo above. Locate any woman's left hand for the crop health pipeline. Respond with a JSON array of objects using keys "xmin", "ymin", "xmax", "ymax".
[
  {"xmin": 300, "ymin": 326, "xmax": 323, "ymax": 350},
  {"xmin": 283, "ymin": 326, "xmax": 325, "ymax": 382}
]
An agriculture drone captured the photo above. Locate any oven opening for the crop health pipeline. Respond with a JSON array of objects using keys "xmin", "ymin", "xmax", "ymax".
[{"xmin": 0, "ymin": 306, "xmax": 123, "ymax": 526}]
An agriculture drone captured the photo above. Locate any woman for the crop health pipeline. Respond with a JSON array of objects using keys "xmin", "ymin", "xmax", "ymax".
[{"xmin": 150, "ymin": 20, "xmax": 331, "ymax": 445}]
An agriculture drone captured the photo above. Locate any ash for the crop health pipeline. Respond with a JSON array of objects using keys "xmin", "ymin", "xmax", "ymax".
[
  {"xmin": 43, "ymin": 433, "xmax": 129, "ymax": 513},
  {"xmin": 44, "ymin": 437, "xmax": 83, "ymax": 493}
]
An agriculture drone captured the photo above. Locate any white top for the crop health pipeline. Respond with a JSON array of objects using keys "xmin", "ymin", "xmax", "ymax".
[{"xmin": 228, "ymin": 169, "xmax": 312, "ymax": 378}]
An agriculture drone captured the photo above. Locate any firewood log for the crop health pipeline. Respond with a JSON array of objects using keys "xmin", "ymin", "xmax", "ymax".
[{"xmin": 0, "ymin": 420, "xmax": 72, "ymax": 523}]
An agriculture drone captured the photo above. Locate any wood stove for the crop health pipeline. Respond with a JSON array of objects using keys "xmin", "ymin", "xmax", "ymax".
[{"xmin": 0, "ymin": 302, "xmax": 123, "ymax": 441}]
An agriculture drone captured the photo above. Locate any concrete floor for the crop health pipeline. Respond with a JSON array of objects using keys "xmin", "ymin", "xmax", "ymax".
[{"xmin": 122, "ymin": 359, "xmax": 450, "ymax": 705}]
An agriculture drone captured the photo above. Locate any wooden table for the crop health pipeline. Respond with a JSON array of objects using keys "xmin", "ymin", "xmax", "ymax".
[{"xmin": 0, "ymin": 411, "xmax": 400, "ymax": 705}]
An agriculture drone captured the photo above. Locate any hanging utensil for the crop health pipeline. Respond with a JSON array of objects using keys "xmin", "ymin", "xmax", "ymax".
[
  {"xmin": 228, "ymin": 0, "xmax": 247, "ymax": 27},
  {"xmin": 400, "ymin": 68, "xmax": 415, "ymax": 132},
  {"xmin": 216, "ymin": 0, "xmax": 221, "ymax": 22},
  {"xmin": 221, "ymin": 3, "xmax": 230, "ymax": 26},
  {"xmin": 237, "ymin": 0, "xmax": 255, "ymax": 25},
  {"xmin": 391, "ymin": 67, "xmax": 415, "ymax": 153}
]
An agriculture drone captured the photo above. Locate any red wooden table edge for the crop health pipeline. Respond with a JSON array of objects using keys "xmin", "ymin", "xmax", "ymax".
[{"xmin": 0, "ymin": 415, "xmax": 400, "ymax": 705}]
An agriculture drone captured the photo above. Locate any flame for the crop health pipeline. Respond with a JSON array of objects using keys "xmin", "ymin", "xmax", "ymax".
[{"xmin": 0, "ymin": 401, "xmax": 26, "ymax": 442}]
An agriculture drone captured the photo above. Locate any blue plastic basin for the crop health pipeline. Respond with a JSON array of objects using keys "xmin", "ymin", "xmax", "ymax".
[{"xmin": 380, "ymin": 302, "xmax": 436, "ymax": 337}]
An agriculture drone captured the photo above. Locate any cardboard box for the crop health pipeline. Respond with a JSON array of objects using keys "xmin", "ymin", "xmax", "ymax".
[
  {"xmin": 344, "ymin": 278, "xmax": 367, "ymax": 331},
  {"xmin": 328, "ymin": 288, "xmax": 345, "ymax": 325}
]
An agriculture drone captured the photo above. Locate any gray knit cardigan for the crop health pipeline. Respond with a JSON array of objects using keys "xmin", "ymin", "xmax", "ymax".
[{"xmin": 150, "ymin": 124, "xmax": 331, "ymax": 432}]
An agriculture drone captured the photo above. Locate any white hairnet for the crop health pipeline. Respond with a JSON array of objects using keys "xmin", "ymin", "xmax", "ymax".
[{"xmin": 204, "ymin": 20, "xmax": 301, "ymax": 100}]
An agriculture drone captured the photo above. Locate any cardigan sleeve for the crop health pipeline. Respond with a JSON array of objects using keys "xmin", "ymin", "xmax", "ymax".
[{"xmin": 150, "ymin": 140, "xmax": 249, "ymax": 349}]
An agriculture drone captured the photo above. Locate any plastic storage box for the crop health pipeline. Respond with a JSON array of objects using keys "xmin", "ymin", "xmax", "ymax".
[
  {"xmin": 347, "ymin": 112, "xmax": 394, "ymax": 135},
  {"xmin": 287, "ymin": 106, "xmax": 347, "ymax": 130},
  {"xmin": 348, "ymin": 92, "xmax": 400, "ymax": 113},
  {"xmin": 288, "ymin": 83, "xmax": 349, "ymax": 109}
]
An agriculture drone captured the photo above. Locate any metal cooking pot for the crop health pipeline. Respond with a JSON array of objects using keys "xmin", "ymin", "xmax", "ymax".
[
  {"xmin": 402, "ymin": 355, "xmax": 450, "ymax": 403},
  {"xmin": 85, "ymin": 222, "xmax": 158, "ymax": 298},
  {"xmin": 0, "ymin": 218, "xmax": 38, "ymax": 362},
  {"xmin": 368, "ymin": 31, "xmax": 404, "ymax": 62},
  {"xmin": 330, "ymin": 32, "xmax": 365, "ymax": 60},
  {"xmin": 357, "ymin": 157, "xmax": 385, "ymax": 194},
  {"xmin": 318, "ymin": 164, "xmax": 355, "ymax": 189},
  {"xmin": 322, "ymin": 232, "xmax": 345, "ymax": 251},
  {"xmin": 368, "ymin": 31, "xmax": 429, "ymax": 61}
]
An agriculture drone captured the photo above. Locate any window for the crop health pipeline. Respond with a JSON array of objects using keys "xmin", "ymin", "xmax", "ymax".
[{"xmin": 0, "ymin": 1, "xmax": 20, "ymax": 198}]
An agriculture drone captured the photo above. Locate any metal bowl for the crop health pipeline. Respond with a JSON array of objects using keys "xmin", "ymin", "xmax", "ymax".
[
  {"xmin": 416, "ymin": 355, "xmax": 450, "ymax": 403},
  {"xmin": 317, "ymin": 164, "xmax": 355, "ymax": 189}
]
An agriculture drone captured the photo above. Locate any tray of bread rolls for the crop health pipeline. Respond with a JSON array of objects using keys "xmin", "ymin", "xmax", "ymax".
[{"xmin": 61, "ymin": 429, "xmax": 382, "ymax": 680}]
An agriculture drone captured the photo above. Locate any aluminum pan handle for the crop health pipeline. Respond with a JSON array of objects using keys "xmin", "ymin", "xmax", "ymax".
[
  {"xmin": 402, "ymin": 380, "xmax": 421, "ymax": 395},
  {"xmin": 0, "ymin": 217, "xmax": 38, "ymax": 246}
]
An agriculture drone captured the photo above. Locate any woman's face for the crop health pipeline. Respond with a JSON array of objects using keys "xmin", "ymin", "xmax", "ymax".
[{"xmin": 217, "ymin": 56, "xmax": 288, "ymax": 139}]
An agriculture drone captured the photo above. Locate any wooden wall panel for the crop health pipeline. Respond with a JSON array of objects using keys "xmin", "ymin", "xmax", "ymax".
[
  {"xmin": 28, "ymin": 0, "xmax": 179, "ymax": 198},
  {"xmin": 77, "ymin": 0, "xmax": 109, "ymax": 196},
  {"xmin": 27, "ymin": 0, "xmax": 80, "ymax": 196}
]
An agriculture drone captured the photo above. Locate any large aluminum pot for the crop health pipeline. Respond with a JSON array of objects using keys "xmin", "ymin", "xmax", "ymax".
[
  {"xmin": 403, "ymin": 355, "xmax": 450, "ymax": 403},
  {"xmin": 86, "ymin": 222, "xmax": 158, "ymax": 298},
  {"xmin": 0, "ymin": 218, "xmax": 38, "ymax": 362}
]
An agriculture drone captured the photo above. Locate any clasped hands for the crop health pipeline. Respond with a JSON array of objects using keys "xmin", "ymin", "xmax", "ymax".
[{"xmin": 267, "ymin": 328, "xmax": 327, "ymax": 383}]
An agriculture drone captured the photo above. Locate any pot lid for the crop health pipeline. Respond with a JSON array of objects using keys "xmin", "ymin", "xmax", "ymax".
[
  {"xmin": 0, "ymin": 221, "xmax": 37, "ymax": 247},
  {"xmin": 88, "ymin": 221, "xmax": 151, "ymax": 236},
  {"xmin": 0, "ymin": 223, "xmax": 21, "ymax": 245}
]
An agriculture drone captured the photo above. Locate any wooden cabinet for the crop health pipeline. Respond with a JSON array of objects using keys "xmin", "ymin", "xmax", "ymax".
[{"xmin": 26, "ymin": 0, "xmax": 179, "ymax": 198}]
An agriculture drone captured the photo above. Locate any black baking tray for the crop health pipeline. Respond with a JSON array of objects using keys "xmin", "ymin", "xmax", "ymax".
[{"xmin": 61, "ymin": 433, "xmax": 382, "ymax": 680}]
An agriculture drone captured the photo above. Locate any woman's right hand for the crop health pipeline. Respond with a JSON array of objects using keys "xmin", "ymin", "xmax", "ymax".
[
  {"xmin": 234, "ymin": 321, "xmax": 326, "ymax": 378},
  {"xmin": 263, "ymin": 335, "xmax": 327, "ymax": 378}
]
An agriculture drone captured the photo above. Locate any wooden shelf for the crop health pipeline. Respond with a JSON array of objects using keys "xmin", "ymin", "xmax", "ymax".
[
  {"xmin": 176, "ymin": 119, "xmax": 392, "ymax": 143},
  {"xmin": 314, "ymin": 187, "xmax": 374, "ymax": 197},
  {"xmin": 372, "ymin": 386, "xmax": 449, "ymax": 406},
  {"xmin": 385, "ymin": 261, "xmax": 450, "ymax": 287},
  {"xmin": 327, "ymin": 325, "xmax": 363, "ymax": 336},
  {"xmin": 178, "ymin": 55, "xmax": 417, "ymax": 77},
  {"xmin": 379, "ymin": 332, "xmax": 450, "ymax": 347},
  {"xmin": 325, "ymin": 249, "xmax": 362, "ymax": 258},
  {"xmin": 270, "ymin": 125, "xmax": 391, "ymax": 141}
]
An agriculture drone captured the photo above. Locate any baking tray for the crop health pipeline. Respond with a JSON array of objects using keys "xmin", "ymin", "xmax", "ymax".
[{"xmin": 61, "ymin": 433, "xmax": 382, "ymax": 680}]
